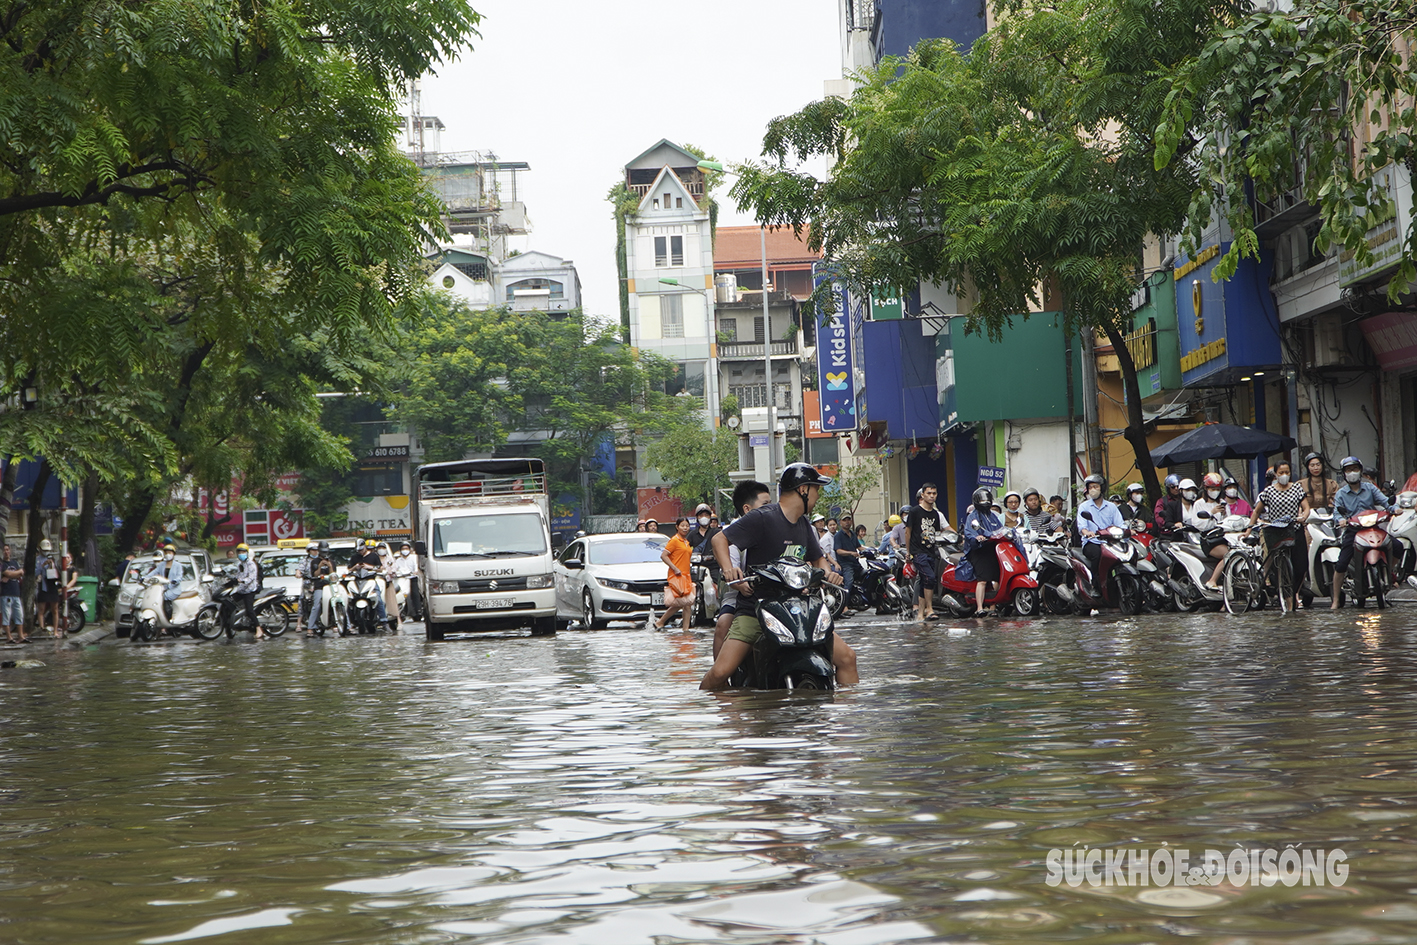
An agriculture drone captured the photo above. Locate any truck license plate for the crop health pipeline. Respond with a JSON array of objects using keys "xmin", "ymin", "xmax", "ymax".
[
  {"xmin": 474, "ymin": 598, "xmax": 515, "ymax": 610},
  {"xmin": 651, "ymin": 592, "xmax": 664, "ymax": 605}
]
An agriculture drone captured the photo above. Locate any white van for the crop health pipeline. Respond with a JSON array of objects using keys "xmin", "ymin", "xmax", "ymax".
[{"xmin": 412, "ymin": 458, "xmax": 556, "ymax": 640}]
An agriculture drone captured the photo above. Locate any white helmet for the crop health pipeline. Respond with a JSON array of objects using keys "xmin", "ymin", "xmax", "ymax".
[
  {"xmin": 1178, "ymin": 478, "xmax": 1197, "ymax": 491},
  {"xmin": 38, "ymin": 538, "xmax": 52, "ymax": 553}
]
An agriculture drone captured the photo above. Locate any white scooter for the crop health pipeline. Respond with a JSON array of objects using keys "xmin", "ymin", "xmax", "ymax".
[
  {"xmin": 309, "ymin": 576, "xmax": 349, "ymax": 636},
  {"xmin": 1388, "ymin": 491, "xmax": 1417, "ymax": 588},
  {"xmin": 131, "ymin": 572, "xmax": 215, "ymax": 642},
  {"xmin": 1305, "ymin": 509, "xmax": 1344, "ymax": 604},
  {"xmin": 1153, "ymin": 518, "xmax": 1224, "ymax": 611}
]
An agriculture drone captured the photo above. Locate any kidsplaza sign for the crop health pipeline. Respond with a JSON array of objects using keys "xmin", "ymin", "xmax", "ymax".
[{"xmin": 815, "ymin": 281, "xmax": 857, "ymax": 433}]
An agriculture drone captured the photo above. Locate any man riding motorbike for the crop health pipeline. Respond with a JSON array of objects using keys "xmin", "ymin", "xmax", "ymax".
[
  {"xmin": 349, "ymin": 538, "xmax": 390, "ymax": 627},
  {"xmin": 699, "ymin": 464, "xmax": 857, "ymax": 690},
  {"xmin": 297, "ymin": 542, "xmax": 322, "ymax": 628},
  {"xmin": 1076, "ymin": 475, "xmax": 1125, "ymax": 580},
  {"xmin": 232, "ymin": 543, "xmax": 264, "ymax": 640},
  {"xmin": 305, "ymin": 541, "xmax": 338, "ymax": 635},
  {"xmin": 1330, "ymin": 455, "xmax": 1396, "ymax": 609}
]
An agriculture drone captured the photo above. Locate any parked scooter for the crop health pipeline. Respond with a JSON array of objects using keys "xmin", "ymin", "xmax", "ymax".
[
  {"xmin": 728, "ymin": 558, "xmax": 837, "ymax": 691},
  {"xmin": 937, "ymin": 531, "xmax": 1039, "ymax": 617},
  {"xmin": 201, "ymin": 575, "xmax": 292, "ymax": 639},
  {"xmin": 130, "ymin": 572, "xmax": 216, "ymax": 642},
  {"xmin": 62, "ymin": 584, "xmax": 88, "ymax": 635},
  {"xmin": 1388, "ymin": 491, "xmax": 1417, "ymax": 587},
  {"xmin": 343, "ymin": 565, "xmax": 388, "ymax": 634},
  {"xmin": 1029, "ymin": 531, "xmax": 1079, "ymax": 614}
]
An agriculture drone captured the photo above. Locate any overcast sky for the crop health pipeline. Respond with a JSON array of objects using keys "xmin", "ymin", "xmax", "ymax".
[{"xmin": 417, "ymin": 0, "xmax": 841, "ymax": 319}]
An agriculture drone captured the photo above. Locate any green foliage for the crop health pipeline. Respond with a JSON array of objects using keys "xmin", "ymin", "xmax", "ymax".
[
  {"xmin": 821, "ymin": 460, "xmax": 879, "ymax": 518},
  {"xmin": 718, "ymin": 393, "xmax": 741, "ymax": 421},
  {"xmin": 607, "ymin": 182, "xmax": 640, "ymax": 343},
  {"xmin": 732, "ymin": 0, "xmax": 1244, "ymax": 498},
  {"xmin": 643, "ymin": 415, "xmax": 739, "ymax": 514},
  {"xmin": 1157, "ymin": 0, "xmax": 1417, "ymax": 296}
]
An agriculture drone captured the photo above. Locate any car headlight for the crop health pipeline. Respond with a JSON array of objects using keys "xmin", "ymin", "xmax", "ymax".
[
  {"xmin": 432, "ymin": 581, "xmax": 461, "ymax": 594},
  {"xmin": 525, "ymin": 574, "xmax": 554, "ymax": 589},
  {"xmin": 118, "ymin": 591, "xmax": 136, "ymax": 605},
  {"xmin": 597, "ymin": 577, "xmax": 630, "ymax": 591}
]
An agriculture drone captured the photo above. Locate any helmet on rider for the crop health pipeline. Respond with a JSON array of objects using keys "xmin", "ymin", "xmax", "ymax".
[
  {"xmin": 39, "ymin": 538, "xmax": 53, "ymax": 553},
  {"xmin": 1222, "ymin": 475, "xmax": 1241, "ymax": 499},
  {"xmin": 1126, "ymin": 482, "xmax": 1145, "ymax": 499},
  {"xmin": 694, "ymin": 503, "xmax": 712, "ymax": 514},
  {"xmin": 972, "ymin": 487, "xmax": 994, "ymax": 512},
  {"xmin": 363, "ymin": 537, "xmax": 378, "ymax": 548},
  {"xmin": 1003, "ymin": 490, "xmax": 1022, "ymax": 510},
  {"xmin": 1082, "ymin": 474, "xmax": 1106, "ymax": 502},
  {"xmin": 888, "ymin": 514, "xmax": 902, "ymax": 526},
  {"xmin": 1304, "ymin": 451, "xmax": 1325, "ymax": 470},
  {"xmin": 317, "ymin": 540, "xmax": 330, "ymax": 554},
  {"xmin": 779, "ymin": 463, "xmax": 831, "ymax": 510},
  {"xmin": 1163, "ymin": 473, "xmax": 1180, "ymax": 493},
  {"xmin": 1202, "ymin": 471, "xmax": 1224, "ymax": 500},
  {"xmin": 810, "ymin": 513, "xmax": 827, "ymax": 525},
  {"xmin": 1340, "ymin": 455, "xmax": 1364, "ymax": 485},
  {"xmin": 1178, "ymin": 477, "xmax": 1199, "ymax": 501}
]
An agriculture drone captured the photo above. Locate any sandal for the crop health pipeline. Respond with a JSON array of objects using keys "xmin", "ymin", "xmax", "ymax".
[{"xmin": 922, "ymin": 612, "xmax": 939, "ymax": 621}]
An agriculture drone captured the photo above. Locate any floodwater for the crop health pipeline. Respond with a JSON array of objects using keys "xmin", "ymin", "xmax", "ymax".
[{"xmin": 5, "ymin": 608, "xmax": 1417, "ymax": 944}]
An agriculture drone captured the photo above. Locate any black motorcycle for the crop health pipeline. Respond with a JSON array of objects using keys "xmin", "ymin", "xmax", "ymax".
[
  {"xmin": 344, "ymin": 566, "xmax": 387, "ymax": 634},
  {"xmin": 200, "ymin": 576, "xmax": 291, "ymax": 640},
  {"xmin": 729, "ymin": 558, "xmax": 836, "ymax": 691},
  {"xmin": 846, "ymin": 548, "xmax": 907, "ymax": 614}
]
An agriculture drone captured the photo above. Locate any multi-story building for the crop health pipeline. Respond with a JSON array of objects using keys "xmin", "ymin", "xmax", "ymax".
[
  {"xmin": 497, "ymin": 251, "xmax": 582, "ymax": 314},
  {"xmin": 621, "ymin": 139, "xmax": 719, "ymax": 422}
]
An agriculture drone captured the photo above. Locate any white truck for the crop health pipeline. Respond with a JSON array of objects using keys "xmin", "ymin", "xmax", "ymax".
[{"xmin": 411, "ymin": 458, "xmax": 558, "ymax": 640}]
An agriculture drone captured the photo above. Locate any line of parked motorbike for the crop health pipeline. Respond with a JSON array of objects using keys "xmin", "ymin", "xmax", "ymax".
[
  {"xmin": 126, "ymin": 564, "xmax": 423, "ymax": 643},
  {"xmin": 718, "ymin": 489, "xmax": 1417, "ymax": 624}
]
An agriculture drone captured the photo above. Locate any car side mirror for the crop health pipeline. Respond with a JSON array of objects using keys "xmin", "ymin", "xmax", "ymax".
[
  {"xmin": 201, "ymin": 573, "xmax": 215, "ymax": 583},
  {"xmin": 564, "ymin": 558, "xmax": 584, "ymax": 570},
  {"xmin": 413, "ymin": 541, "xmax": 427, "ymax": 556},
  {"xmin": 107, "ymin": 578, "xmax": 120, "ymax": 587}
]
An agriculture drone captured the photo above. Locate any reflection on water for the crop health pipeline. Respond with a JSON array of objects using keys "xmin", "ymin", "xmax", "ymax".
[{"xmin": 6, "ymin": 609, "xmax": 1417, "ymax": 944}]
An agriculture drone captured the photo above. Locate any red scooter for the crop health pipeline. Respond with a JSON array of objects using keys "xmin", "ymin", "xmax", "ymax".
[
  {"xmin": 938, "ymin": 532, "xmax": 1040, "ymax": 616},
  {"xmin": 1348, "ymin": 508, "xmax": 1392, "ymax": 609}
]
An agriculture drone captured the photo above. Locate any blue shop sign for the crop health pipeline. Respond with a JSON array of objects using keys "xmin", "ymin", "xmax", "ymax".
[
  {"xmin": 1174, "ymin": 242, "xmax": 1281, "ymax": 386},
  {"xmin": 815, "ymin": 280, "xmax": 858, "ymax": 432}
]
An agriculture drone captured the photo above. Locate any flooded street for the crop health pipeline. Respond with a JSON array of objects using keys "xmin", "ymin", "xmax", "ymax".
[{"xmin": 6, "ymin": 608, "xmax": 1417, "ymax": 944}]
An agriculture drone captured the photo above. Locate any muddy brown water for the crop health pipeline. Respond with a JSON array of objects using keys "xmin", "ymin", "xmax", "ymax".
[{"xmin": 4, "ymin": 608, "xmax": 1417, "ymax": 944}]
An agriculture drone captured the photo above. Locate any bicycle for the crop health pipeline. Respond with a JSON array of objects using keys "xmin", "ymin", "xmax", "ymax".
[
  {"xmin": 1257, "ymin": 519, "xmax": 1299, "ymax": 614},
  {"xmin": 1221, "ymin": 519, "xmax": 1298, "ymax": 615},
  {"xmin": 1220, "ymin": 532, "xmax": 1265, "ymax": 615}
]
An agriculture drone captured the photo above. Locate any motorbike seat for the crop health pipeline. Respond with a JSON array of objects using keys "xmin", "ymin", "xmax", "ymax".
[
  {"xmin": 1068, "ymin": 547, "xmax": 1090, "ymax": 565},
  {"xmin": 945, "ymin": 553, "xmax": 962, "ymax": 566},
  {"xmin": 175, "ymin": 588, "xmax": 202, "ymax": 600}
]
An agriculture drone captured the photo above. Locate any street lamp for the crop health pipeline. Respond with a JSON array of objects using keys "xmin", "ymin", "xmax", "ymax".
[
  {"xmin": 696, "ymin": 159, "xmax": 779, "ymax": 486},
  {"xmin": 657, "ymin": 275, "xmax": 720, "ymax": 420}
]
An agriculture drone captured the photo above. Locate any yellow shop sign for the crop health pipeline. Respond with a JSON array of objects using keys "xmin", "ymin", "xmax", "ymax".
[{"xmin": 1180, "ymin": 337, "xmax": 1226, "ymax": 373}]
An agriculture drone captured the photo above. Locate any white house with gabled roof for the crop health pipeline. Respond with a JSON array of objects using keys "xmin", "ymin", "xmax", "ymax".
[
  {"xmin": 623, "ymin": 139, "xmax": 719, "ymax": 425},
  {"xmin": 496, "ymin": 250, "xmax": 582, "ymax": 314}
]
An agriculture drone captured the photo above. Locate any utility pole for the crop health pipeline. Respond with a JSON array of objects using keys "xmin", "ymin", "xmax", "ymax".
[{"xmin": 761, "ymin": 226, "xmax": 777, "ymax": 487}]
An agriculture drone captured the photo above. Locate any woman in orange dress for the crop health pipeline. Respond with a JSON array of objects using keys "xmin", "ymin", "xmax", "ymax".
[{"xmin": 656, "ymin": 517, "xmax": 695, "ymax": 631}]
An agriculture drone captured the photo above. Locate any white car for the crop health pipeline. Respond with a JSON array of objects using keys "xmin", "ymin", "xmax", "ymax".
[{"xmin": 554, "ymin": 533, "xmax": 669, "ymax": 629}]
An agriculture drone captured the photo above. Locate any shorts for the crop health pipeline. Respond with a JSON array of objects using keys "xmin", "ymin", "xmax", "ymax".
[
  {"xmin": 0, "ymin": 596, "xmax": 21, "ymax": 625},
  {"xmin": 36, "ymin": 588, "xmax": 60, "ymax": 604},
  {"xmin": 715, "ymin": 588, "xmax": 739, "ymax": 620},
  {"xmin": 725, "ymin": 613, "xmax": 763, "ymax": 645},
  {"xmin": 912, "ymin": 552, "xmax": 938, "ymax": 587}
]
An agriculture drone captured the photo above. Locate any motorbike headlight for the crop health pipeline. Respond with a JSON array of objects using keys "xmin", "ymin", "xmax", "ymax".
[
  {"xmin": 761, "ymin": 610, "xmax": 795, "ymax": 644},
  {"xmin": 1398, "ymin": 494, "xmax": 1417, "ymax": 510},
  {"xmin": 526, "ymin": 574, "xmax": 554, "ymax": 589},
  {"xmin": 812, "ymin": 603, "xmax": 832, "ymax": 642},
  {"xmin": 596, "ymin": 577, "xmax": 630, "ymax": 591},
  {"xmin": 1358, "ymin": 512, "xmax": 1379, "ymax": 528},
  {"xmin": 782, "ymin": 567, "xmax": 809, "ymax": 590},
  {"xmin": 354, "ymin": 599, "xmax": 368, "ymax": 608}
]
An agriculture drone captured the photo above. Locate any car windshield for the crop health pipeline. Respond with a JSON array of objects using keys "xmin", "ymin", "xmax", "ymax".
[
  {"xmin": 433, "ymin": 513, "xmax": 546, "ymax": 558},
  {"xmin": 259, "ymin": 554, "xmax": 305, "ymax": 578},
  {"xmin": 588, "ymin": 538, "xmax": 667, "ymax": 565}
]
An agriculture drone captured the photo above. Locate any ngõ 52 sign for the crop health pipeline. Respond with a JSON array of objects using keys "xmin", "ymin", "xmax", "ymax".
[{"xmin": 816, "ymin": 283, "xmax": 857, "ymax": 433}]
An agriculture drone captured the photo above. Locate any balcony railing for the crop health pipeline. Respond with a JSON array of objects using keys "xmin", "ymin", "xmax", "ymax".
[
  {"xmin": 718, "ymin": 339, "xmax": 799, "ymax": 359},
  {"xmin": 728, "ymin": 383, "xmax": 794, "ymax": 410}
]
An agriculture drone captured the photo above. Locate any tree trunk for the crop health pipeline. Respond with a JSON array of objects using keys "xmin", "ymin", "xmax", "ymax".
[
  {"xmin": 0, "ymin": 456, "xmax": 18, "ymax": 549},
  {"xmin": 21, "ymin": 457, "xmax": 51, "ymax": 634},
  {"xmin": 1100, "ymin": 320, "xmax": 1162, "ymax": 503}
]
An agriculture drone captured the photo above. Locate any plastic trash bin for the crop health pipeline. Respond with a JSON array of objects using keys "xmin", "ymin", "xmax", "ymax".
[{"xmin": 76, "ymin": 575, "xmax": 99, "ymax": 616}]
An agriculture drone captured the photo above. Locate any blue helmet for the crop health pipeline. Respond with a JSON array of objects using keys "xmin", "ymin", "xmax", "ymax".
[
  {"xmin": 1163, "ymin": 474, "xmax": 1180, "ymax": 491},
  {"xmin": 1340, "ymin": 455, "xmax": 1362, "ymax": 471}
]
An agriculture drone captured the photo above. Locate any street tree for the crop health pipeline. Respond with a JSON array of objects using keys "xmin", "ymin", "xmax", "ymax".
[
  {"xmin": 643, "ymin": 415, "xmax": 739, "ymax": 514},
  {"xmin": 732, "ymin": 0, "xmax": 1247, "ymax": 500},
  {"xmin": 1157, "ymin": 0, "xmax": 1417, "ymax": 296},
  {"xmin": 821, "ymin": 460, "xmax": 881, "ymax": 520}
]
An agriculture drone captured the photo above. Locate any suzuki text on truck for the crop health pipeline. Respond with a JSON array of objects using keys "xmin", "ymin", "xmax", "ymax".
[{"xmin": 413, "ymin": 458, "xmax": 557, "ymax": 640}]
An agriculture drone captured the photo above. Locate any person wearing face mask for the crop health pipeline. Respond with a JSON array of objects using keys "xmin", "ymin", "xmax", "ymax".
[
  {"xmin": 1181, "ymin": 477, "xmax": 1227, "ymax": 588},
  {"xmin": 1201, "ymin": 472, "xmax": 1226, "ymax": 506},
  {"xmin": 297, "ymin": 542, "xmax": 323, "ymax": 630},
  {"xmin": 1220, "ymin": 476, "xmax": 1252, "ymax": 517},
  {"xmin": 1075, "ymin": 474, "xmax": 1125, "ymax": 587},
  {"xmin": 1245, "ymin": 459, "xmax": 1310, "ymax": 611},
  {"xmin": 232, "ymin": 542, "xmax": 265, "ymax": 640},
  {"xmin": 144, "ymin": 543, "xmax": 186, "ymax": 619},
  {"xmin": 1154, "ymin": 474, "xmax": 1185, "ymax": 538},
  {"xmin": 1330, "ymin": 456, "xmax": 1396, "ymax": 608},
  {"xmin": 687, "ymin": 503, "xmax": 719, "ymax": 550},
  {"xmin": 1121, "ymin": 483, "xmax": 1153, "ymax": 531},
  {"xmin": 1302, "ymin": 452, "xmax": 1337, "ymax": 514},
  {"xmin": 392, "ymin": 541, "xmax": 421, "ymax": 622},
  {"xmin": 306, "ymin": 542, "xmax": 337, "ymax": 635}
]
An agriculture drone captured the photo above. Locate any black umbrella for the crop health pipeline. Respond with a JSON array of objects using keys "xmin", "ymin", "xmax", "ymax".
[{"xmin": 1150, "ymin": 423, "xmax": 1297, "ymax": 466}]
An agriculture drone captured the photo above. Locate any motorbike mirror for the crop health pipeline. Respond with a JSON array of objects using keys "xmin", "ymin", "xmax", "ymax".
[
  {"xmin": 412, "ymin": 541, "xmax": 427, "ymax": 556},
  {"xmin": 564, "ymin": 558, "xmax": 584, "ymax": 570},
  {"xmin": 1196, "ymin": 510, "xmax": 1213, "ymax": 520},
  {"xmin": 1080, "ymin": 510, "xmax": 1095, "ymax": 522},
  {"xmin": 808, "ymin": 567, "xmax": 825, "ymax": 588}
]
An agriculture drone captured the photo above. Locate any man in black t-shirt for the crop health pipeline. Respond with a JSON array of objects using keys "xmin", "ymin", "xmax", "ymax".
[
  {"xmin": 699, "ymin": 464, "xmax": 858, "ymax": 689},
  {"xmin": 903, "ymin": 482, "xmax": 949, "ymax": 620}
]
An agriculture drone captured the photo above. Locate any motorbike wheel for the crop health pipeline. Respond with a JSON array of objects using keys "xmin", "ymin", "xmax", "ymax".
[
  {"xmin": 878, "ymin": 581, "xmax": 904, "ymax": 615},
  {"xmin": 193, "ymin": 607, "xmax": 223, "ymax": 641},
  {"xmin": 1371, "ymin": 563, "xmax": 1388, "ymax": 610},
  {"xmin": 790, "ymin": 672, "xmax": 833, "ymax": 691},
  {"xmin": 1011, "ymin": 587, "xmax": 1038, "ymax": 617},
  {"xmin": 131, "ymin": 619, "xmax": 150, "ymax": 643},
  {"xmin": 1117, "ymin": 574, "xmax": 1142, "ymax": 616},
  {"xmin": 821, "ymin": 583, "xmax": 847, "ymax": 620},
  {"xmin": 1222, "ymin": 554, "xmax": 1257, "ymax": 616},
  {"xmin": 65, "ymin": 600, "xmax": 87, "ymax": 635},
  {"xmin": 256, "ymin": 601, "xmax": 290, "ymax": 637},
  {"xmin": 1043, "ymin": 584, "xmax": 1072, "ymax": 615}
]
